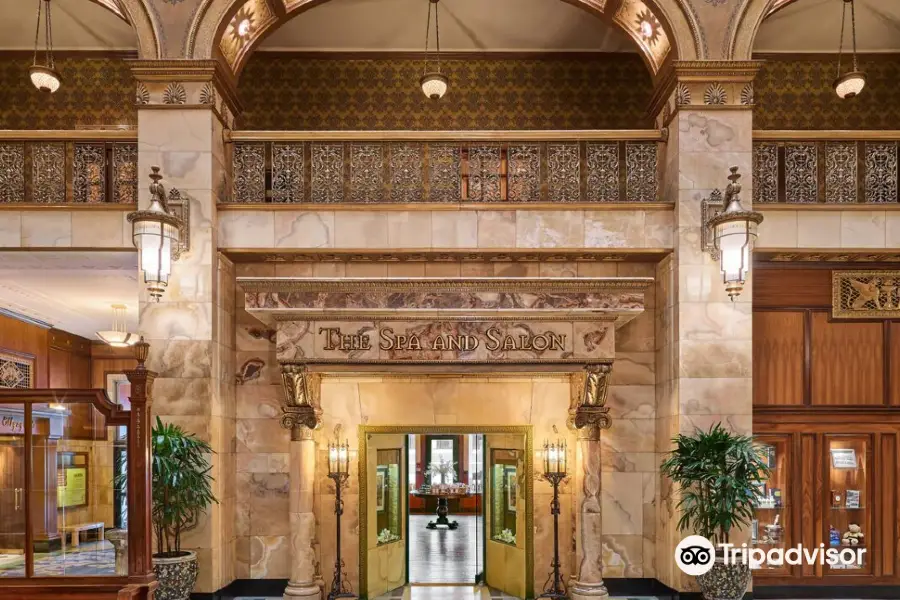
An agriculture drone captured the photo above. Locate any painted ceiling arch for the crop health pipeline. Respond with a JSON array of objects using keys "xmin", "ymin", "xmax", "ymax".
[{"xmin": 184, "ymin": 0, "xmax": 702, "ymax": 79}]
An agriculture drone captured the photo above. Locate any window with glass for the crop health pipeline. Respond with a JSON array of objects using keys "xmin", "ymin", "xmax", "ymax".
[
  {"xmin": 490, "ymin": 449, "xmax": 518, "ymax": 545},
  {"xmin": 376, "ymin": 449, "xmax": 402, "ymax": 546},
  {"xmin": 0, "ymin": 393, "xmax": 132, "ymax": 579},
  {"xmin": 467, "ymin": 435, "xmax": 483, "ymax": 493},
  {"xmin": 425, "ymin": 436, "xmax": 458, "ymax": 486},
  {"xmin": 825, "ymin": 436, "xmax": 871, "ymax": 574},
  {"xmin": 752, "ymin": 435, "xmax": 790, "ymax": 573}
]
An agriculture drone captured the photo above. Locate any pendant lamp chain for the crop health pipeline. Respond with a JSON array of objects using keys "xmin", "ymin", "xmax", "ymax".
[
  {"xmin": 419, "ymin": 0, "xmax": 448, "ymax": 99},
  {"xmin": 33, "ymin": 0, "xmax": 56, "ymax": 72},
  {"xmin": 423, "ymin": 0, "xmax": 442, "ymax": 76}
]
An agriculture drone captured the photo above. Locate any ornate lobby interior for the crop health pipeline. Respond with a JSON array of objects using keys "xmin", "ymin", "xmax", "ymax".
[{"xmin": 0, "ymin": 0, "xmax": 899, "ymax": 599}]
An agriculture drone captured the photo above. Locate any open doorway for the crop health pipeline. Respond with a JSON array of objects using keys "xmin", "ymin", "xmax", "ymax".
[{"xmin": 363, "ymin": 427, "xmax": 530, "ymax": 600}]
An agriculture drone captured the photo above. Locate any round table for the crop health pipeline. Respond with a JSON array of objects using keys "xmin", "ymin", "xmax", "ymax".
[{"xmin": 412, "ymin": 491, "xmax": 471, "ymax": 530}]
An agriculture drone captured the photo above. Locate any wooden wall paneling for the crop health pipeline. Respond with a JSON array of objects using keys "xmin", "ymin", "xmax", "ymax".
[
  {"xmin": 891, "ymin": 323, "xmax": 900, "ymax": 407},
  {"xmin": 753, "ymin": 268, "xmax": 833, "ymax": 308},
  {"xmin": 810, "ymin": 311, "xmax": 884, "ymax": 406},
  {"xmin": 753, "ymin": 311, "xmax": 806, "ymax": 405},
  {"xmin": 0, "ymin": 313, "xmax": 49, "ymax": 388},
  {"xmin": 47, "ymin": 347, "xmax": 70, "ymax": 389},
  {"xmin": 801, "ymin": 433, "xmax": 819, "ymax": 578},
  {"xmin": 881, "ymin": 433, "xmax": 897, "ymax": 577}
]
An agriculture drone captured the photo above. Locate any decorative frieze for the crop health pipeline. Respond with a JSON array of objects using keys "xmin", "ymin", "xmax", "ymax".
[{"xmin": 832, "ymin": 271, "xmax": 900, "ymax": 320}]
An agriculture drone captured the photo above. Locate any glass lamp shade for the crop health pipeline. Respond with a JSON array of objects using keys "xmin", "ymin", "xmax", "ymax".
[
  {"xmin": 543, "ymin": 440, "xmax": 567, "ymax": 476},
  {"xmin": 29, "ymin": 65, "xmax": 61, "ymax": 93},
  {"xmin": 328, "ymin": 440, "xmax": 350, "ymax": 476},
  {"xmin": 713, "ymin": 218, "xmax": 758, "ymax": 301},
  {"xmin": 420, "ymin": 72, "xmax": 448, "ymax": 99},
  {"xmin": 131, "ymin": 216, "xmax": 180, "ymax": 301},
  {"xmin": 96, "ymin": 304, "xmax": 137, "ymax": 347},
  {"xmin": 833, "ymin": 71, "xmax": 866, "ymax": 99}
]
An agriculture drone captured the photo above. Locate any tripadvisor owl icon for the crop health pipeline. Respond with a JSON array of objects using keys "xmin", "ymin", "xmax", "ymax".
[{"xmin": 675, "ymin": 535, "xmax": 716, "ymax": 576}]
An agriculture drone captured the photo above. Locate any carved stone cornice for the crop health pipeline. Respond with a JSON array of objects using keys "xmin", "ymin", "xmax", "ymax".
[
  {"xmin": 648, "ymin": 59, "xmax": 764, "ymax": 127},
  {"xmin": 280, "ymin": 364, "xmax": 322, "ymax": 440},
  {"xmin": 569, "ymin": 363, "xmax": 612, "ymax": 440},
  {"xmin": 128, "ymin": 59, "xmax": 242, "ymax": 127}
]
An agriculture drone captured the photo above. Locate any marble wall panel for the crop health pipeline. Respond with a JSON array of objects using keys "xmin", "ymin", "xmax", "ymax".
[
  {"xmin": 21, "ymin": 211, "xmax": 71, "ymax": 246},
  {"xmin": 756, "ymin": 208, "xmax": 898, "ymax": 250}
]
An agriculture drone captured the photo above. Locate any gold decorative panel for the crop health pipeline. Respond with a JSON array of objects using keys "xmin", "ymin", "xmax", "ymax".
[
  {"xmin": 832, "ymin": 271, "xmax": 900, "ymax": 320},
  {"xmin": 0, "ymin": 351, "xmax": 33, "ymax": 389}
]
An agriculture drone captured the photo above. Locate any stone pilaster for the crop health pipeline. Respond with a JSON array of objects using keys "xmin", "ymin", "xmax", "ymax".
[
  {"xmin": 281, "ymin": 365, "xmax": 323, "ymax": 599},
  {"xmin": 133, "ymin": 60, "xmax": 237, "ymax": 594},
  {"xmin": 654, "ymin": 62, "xmax": 759, "ymax": 591}
]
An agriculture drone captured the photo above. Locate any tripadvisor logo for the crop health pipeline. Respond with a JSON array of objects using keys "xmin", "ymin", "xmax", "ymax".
[{"xmin": 675, "ymin": 534, "xmax": 867, "ymax": 574}]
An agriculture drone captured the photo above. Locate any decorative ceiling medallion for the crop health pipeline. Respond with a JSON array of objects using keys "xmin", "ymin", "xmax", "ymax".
[
  {"xmin": 704, "ymin": 82, "xmax": 728, "ymax": 105},
  {"xmin": 634, "ymin": 9, "xmax": 662, "ymax": 47},
  {"xmin": 832, "ymin": 271, "xmax": 900, "ymax": 320}
]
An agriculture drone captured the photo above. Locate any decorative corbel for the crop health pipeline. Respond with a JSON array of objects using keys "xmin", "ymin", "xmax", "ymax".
[
  {"xmin": 569, "ymin": 363, "xmax": 612, "ymax": 440},
  {"xmin": 280, "ymin": 364, "xmax": 322, "ymax": 440}
]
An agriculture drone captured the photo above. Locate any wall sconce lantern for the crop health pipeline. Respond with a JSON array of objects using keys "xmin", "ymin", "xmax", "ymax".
[
  {"xmin": 701, "ymin": 167, "xmax": 763, "ymax": 301},
  {"xmin": 127, "ymin": 167, "xmax": 190, "ymax": 302}
]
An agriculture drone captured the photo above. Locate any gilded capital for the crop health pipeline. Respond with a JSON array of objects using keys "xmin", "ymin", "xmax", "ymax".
[
  {"xmin": 570, "ymin": 363, "xmax": 612, "ymax": 438},
  {"xmin": 280, "ymin": 364, "xmax": 323, "ymax": 439}
]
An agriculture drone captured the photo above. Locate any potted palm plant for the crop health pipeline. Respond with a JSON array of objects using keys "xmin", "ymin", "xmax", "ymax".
[
  {"xmin": 151, "ymin": 417, "xmax": 217, "ymax": 600},
  {"xmin": 660, "ymin": 423, "xmax": 769, "ymax": 600}
]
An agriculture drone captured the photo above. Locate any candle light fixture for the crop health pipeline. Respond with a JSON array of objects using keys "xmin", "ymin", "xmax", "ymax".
[
  {"xmin": 327, "ymin": 439, "xmax": 356, "ymax": 600},
  {"xmin": 701, "ymin": 167, "xmax": 763, "ymax": 301},
  {"xmin": 539, "ymin": 439, "xmax": 568, "ymax": 600}
]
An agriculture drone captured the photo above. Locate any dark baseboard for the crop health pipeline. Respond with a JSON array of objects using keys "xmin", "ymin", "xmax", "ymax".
[
  {"xmin": 605, "ymin": 577, "xmax": 679, "ymax": 598},
  {"xmin": 755, "ymin": 584, "xmax": 900, "ymax": 599},
  {"xmin": 191, "ymin": 578, "xmax": 288, "ymax": 600},
  {"xmin": 675, "ymin": 594, "xmax": 751, "ymax": 600}
]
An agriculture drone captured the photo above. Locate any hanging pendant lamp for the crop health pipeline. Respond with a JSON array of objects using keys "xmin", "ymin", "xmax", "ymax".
[
  {"xmin": 833, "ymin": 0, "xmax": 865, "ymax": 99},
  {"xmin": 420, "ymin": 0, "xmax": 448, "ymax": 99},
  {"xmin": 96, "ymin": 305, "xmax": 138, "ymax": 347},
  {"xmin": 30, "ymin": 0, "xmax": 61, "ymax": 93}
]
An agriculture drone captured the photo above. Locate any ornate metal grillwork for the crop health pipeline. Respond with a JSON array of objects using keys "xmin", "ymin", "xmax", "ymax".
[
  {"xmin": 428, "ymin": 144, "xmax": 462, "ymax": 202},
  {"xmin": 32, "ymin": 143, "xmax": 65, "ymax": 204},
  {"xmin": 547, "ymin": 143, "xmax": 581, "ymax": 202},
  {"xmin": 73, "ymin": 143, "xmax": 106, "ymax": 203},
  {"xmin": 0, "ymin": 143, "xmax": 25, "ymax": 203},
  {"xmin": 467, "ymin": 144, "xmax": 501, "ymax": 202},
  {"xmin": 865, "ymin": 142, "xmax": 898, "ymax": 204},
  {"xmin": 272, "ymin": 143, "xmax": 305, "ymax": 203},
  {"xmin": 833, "ymin": 270, "xmax": 900, "ymax": 320},
  {"xmin": 389, "ymin": 143, "xmax": 423, "ymax": 203},
  {"xmin": 113, "ymin": 144, "xmax": 138, "ymax": 204},
  {"xmin": 586, "ymin": 143, "xmax": 619, "ymax": 202},
  {"xmin": 233, "ymin": 143, "xmax": 266, "ymax": 203},
  {"xmin": 311, "ymin": 143, "xmax": 344, "ymax": 203},
  {"xmin": 507, "ymin": 144, "xmax": 541, "ymax": 202},
  {"xmin": 784, "ymin": 143, "xmax": 818, "ymax": 204},
  {"xmin": 350, "ymin": 143, "xmax": 384, "ymax": 203},
  {"xmin": 753, "ymin": 143, "xmax": 779, "ymax": 204},
  {"xmin": 824, "ymin": 142, "xmax": 857, "ymax": 204},
  {"xmin": 0, "ymin": 352, "xmax": 33, "ymax": 389},
  {"xmin": 625, "ymin": 142, "xmax": 657, "ymax": 202}
]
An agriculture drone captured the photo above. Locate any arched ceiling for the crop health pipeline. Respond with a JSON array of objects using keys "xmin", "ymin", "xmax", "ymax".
[
  {"xmin": 756, "ymin": 0, "xmax": 900, "ymax": 52},
  {"xmin": 0, "ymin": 0, "xmax": 135, "ymax": 50},
  {"xmin": 256, "ymin": 0, "xmax": 635, "ymax": 52}
]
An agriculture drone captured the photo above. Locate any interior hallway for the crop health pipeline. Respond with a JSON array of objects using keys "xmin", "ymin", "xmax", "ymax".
[{"xmin": 409, "ymin": 514, "xmax": 480, "ymax": 584}]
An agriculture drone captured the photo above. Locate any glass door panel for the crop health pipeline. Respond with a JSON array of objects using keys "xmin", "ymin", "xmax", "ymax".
[
  {"xmin": 0, "ymin": 404, "xmax": 26, "ymax": 578},
  {"xmin": 753, "ymin": 435, "xmax": 791, "ymax": 575},
  {"xmin": 824, "ymin": 435, "xmax": 872, "ymax": 575}
]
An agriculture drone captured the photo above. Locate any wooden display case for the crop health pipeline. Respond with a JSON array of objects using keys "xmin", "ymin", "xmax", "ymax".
[{"xmin": 754, "ymin": 407, "xmax": 899, "ymax": 586}]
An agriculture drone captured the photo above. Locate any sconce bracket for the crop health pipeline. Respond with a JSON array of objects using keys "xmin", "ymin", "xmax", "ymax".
[
  {"xmin": 701, "ymin": 189, "xmax": 724, "ymax": 261},
  {"xmin": 167, "ymin": 188, "xmax": 191, "ymax": 260}
]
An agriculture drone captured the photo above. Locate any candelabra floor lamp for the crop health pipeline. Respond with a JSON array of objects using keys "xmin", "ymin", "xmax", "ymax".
[
  {"xmin": 539, "ymin": 440, "xmax": 568, "ymax": 599},
  {"xmin": 328, "ymin": 440, "xmax": 357, "ymax": 600}
]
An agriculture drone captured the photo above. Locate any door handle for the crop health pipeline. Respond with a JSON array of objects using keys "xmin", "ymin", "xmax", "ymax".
[{"xmin": 14, "ymin": 488, "xmax": 20, "ymax": 511}]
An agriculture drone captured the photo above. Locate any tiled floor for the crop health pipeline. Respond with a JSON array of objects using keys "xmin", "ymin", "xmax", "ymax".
[
  {"xmin": 0, "ymin": 541, "xmax": 114, "ymax": 577},
  {"xmin": 371, "ymin": 589, "xmax": 658, "ymax": 600}
]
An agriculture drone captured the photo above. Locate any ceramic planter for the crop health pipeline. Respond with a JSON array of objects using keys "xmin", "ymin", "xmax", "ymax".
[
  {"xmin": 153, "ymin": 550, "xmax": 198, "ymax": 600},
  {"xmin": 696, "ymin": 555, "xmax": 750, "ymax": 600}
]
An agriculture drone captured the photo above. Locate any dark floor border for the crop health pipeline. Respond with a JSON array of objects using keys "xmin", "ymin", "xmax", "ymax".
[
  {"xmin": 605, "ymin": 577, "xmax": 679, "ymax": 598},
  {"xmin": 191, "ymin": 578, "xmax": 288, "ymax": 600},
  {"xmin": 755, "ymin": 585, "xmax": 900, "ymax": 599}
]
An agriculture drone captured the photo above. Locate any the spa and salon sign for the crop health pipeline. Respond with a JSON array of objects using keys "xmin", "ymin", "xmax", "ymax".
[{"xmin": 277, "ymin": 319, "xmax": 614, "ymax": 363}]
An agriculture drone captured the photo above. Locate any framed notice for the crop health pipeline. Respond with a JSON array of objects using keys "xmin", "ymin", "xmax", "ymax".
[
  {"xmin": 376, "ymin": 468, "xmax": 386, "ymax": 512},
  {"xmin": 57, "ymin": 452, "xmax": 89, "ymax": 509},
  {"xmin": 506, "ymin": 471, "xmax": 517, "ymax": 513},
  {"xmin": 830, "ymin": 448, "xmax": 858, "ymax": 469}
]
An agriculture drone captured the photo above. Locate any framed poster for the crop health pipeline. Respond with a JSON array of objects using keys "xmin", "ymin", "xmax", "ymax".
[
  {"xmin": 506, "ymin": 470, "xmax": 517, "ymax": 513},
  {"xmin": 376, "ymin": 468, "xmax": 386, "ymax": 512},
  {"xmin": 830, "ymin": 448, "xmax": 858, "ymax": 469},
  {"xmin": 57, "ymin": 452, "xmax": 89, "ymax": 509}
]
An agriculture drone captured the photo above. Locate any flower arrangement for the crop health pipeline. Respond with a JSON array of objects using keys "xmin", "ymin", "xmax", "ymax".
[
  {"xmin": 378, "ymin": 528, "xmax": 401, "ymax": 545},
  {"xmin": 495, "ymin": 528, "xmax": 516, "ymax": 545},
  {"xmin": 424, "ymin": 459, "xmax": 457, "ymax": 485}
]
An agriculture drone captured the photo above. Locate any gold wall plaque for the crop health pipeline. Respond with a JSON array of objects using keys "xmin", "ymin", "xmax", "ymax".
[{"xmin": 832, "ymin": 271, "xmax": 900, "ymax": 320}]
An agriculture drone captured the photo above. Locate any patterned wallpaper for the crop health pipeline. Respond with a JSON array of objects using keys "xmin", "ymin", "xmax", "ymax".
[
  {"xmin": 236, "ymin": 54, "xmax": 656, "ymax": 130},
  {"xmin": 0, "ymin": 53, "xmax": 898, "ymax": 131},
  {"xmin": 754, "ymin": 54, "xmax": 900, "ymax": 130},
  {"xmin": 0, "ymin": 55, "xmax": 136, "ymax": 130}
]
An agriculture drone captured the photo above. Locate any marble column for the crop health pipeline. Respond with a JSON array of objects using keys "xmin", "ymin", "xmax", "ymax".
[
  {"xmin": 284, "ymin": 428, "xmax": 321, "ymax": 599},
  {"xmin": 653, "ymin": 62, "xmax": 759, "ymax": 591},
  {"xmin": 133, "ymin": 62, "xmax": 238, "ymax": 594},
  {"xmin": 570, "ymin": 429, "xmax": 608, "ymax": 600}
]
